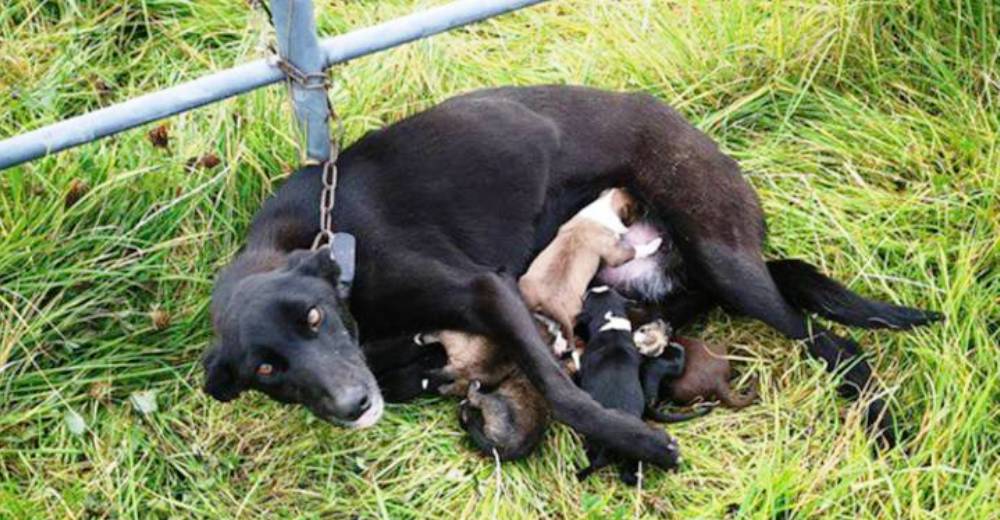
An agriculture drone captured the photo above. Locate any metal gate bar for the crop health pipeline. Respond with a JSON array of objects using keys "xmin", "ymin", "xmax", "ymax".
[{"xmin": 0, "ymin": 0, "xmax": 550, "ymax": 171}]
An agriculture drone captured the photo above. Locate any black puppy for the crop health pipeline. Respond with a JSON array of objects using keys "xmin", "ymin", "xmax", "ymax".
[
  {"xmin": 631, "ymin": 317, "xmax": 711, "ymax": 423},
  {"xmin": 640, "ymin": 344, "xmax": 713, "ymax": 423},
  {"xmin": 363, "ymin": 335, "xmax": 449, "ymax": 403},
  {"xmin": 575, "ymin": 286, "xmax": 648, "ymax": 485}
]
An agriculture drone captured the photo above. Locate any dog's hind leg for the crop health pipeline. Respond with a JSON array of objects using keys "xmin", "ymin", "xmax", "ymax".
[
  {"xmin": 696, "ymin": 244, "xmax": 897, "ymax": 446},
  {"xmin": 767, "ymin": 259, "xmax": 943, "ymax": 330},
  {"xmin": 625, "ymin": 103, "xmax": 897, "ymax": 446}
]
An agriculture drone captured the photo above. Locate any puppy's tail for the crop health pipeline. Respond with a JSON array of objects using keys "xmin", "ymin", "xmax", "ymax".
[
  {"xmin": 766, "ymin": 259, "xmax": 943, "ymax": 330},
  {"xmin": 717, "ymin": 381, "xmax": 756, "ymax": 410},
  {"xmin": 646, "ymin": 403, "xmax": 714, "ymax": 423}
]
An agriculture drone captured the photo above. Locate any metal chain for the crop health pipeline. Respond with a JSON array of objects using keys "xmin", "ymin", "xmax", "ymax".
[
  {"xmin": 264, "ymin": 48, "xmax": 343, "ymax": 251},
  {"xmin": 311, "ymin": 92, "xmax": 344, "ymax": 251},
  {"xmin": 311, "ymin": 157, "xmax": 338, "ymax": 250},
  {"xmin": 256, "ymin": 0, "xmax": 344, "ymax": 252}
]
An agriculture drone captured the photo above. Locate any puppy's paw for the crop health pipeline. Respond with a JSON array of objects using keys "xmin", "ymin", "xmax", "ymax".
[
  {"xmin": 414, "ymin": 332, "xmax": 440, "ymax": 346},
  {"xmin": 422, "ymin": 368, "xmax": 457, "ymax": 395}
]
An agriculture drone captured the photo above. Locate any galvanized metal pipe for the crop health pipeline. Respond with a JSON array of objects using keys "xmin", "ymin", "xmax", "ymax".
[
  {"xmin": 270, "ymin": 0, "xmax": 331, "ymax": 163},
  {"xmin": 0, "ymin": 0, "xmax": 550, "ymax": 171}
]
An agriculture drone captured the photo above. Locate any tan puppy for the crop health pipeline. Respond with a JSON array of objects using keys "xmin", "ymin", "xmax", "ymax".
[{"xmin": 519, "ymin": 188, "xmax": 657, "ymax": 345}]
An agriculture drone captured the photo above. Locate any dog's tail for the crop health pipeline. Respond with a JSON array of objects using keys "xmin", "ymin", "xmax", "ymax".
[
  {"xmin": 646, "ymin": 403, "xmax": 714, "ymax": 423},
  {"xmin": 766, "ymin": 259, "xmax": 943, "ymax": 330}
]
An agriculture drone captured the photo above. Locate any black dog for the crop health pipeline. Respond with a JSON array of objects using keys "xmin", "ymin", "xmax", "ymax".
[
  {"xmin": 204, "ymin": 86, "xmax": 940, "ymax": 467},
  {"xmin": 575, "ymin": 287, "xmax": 649, "ymax": 485}
]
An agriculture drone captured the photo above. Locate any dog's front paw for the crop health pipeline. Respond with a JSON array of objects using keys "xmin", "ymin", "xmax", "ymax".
[{"xmin": 645, "ymin": 430, "xmax": 681, "ymax": 470}]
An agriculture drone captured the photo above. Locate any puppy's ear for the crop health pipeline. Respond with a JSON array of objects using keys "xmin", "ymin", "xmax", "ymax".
[{"xmin": 202, "ymin": 345, "xmax": 243, "ymax": 402}]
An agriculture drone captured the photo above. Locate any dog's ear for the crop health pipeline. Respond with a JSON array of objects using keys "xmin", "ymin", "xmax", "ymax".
[
  {"xmin": 290, "ymin": 248, "xmax": 341, "ymax": 281},
  {"xmin": 288, "ymin": 239, "xmax": 355, "ymax": 300},
  {"xmin": 202, "ymin": 345, "xmax": 244, "ymax": 402}
]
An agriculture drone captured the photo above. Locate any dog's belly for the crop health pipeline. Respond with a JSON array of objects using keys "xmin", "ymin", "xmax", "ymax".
[{"xmin": 597, "ymin": 221, "xmax": 684, "ymax": 302}]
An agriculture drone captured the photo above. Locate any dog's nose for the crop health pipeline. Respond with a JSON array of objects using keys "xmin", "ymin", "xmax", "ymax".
[{"xmin": 333, "ymin": 386, "xmax": 371, "ymax": 421}]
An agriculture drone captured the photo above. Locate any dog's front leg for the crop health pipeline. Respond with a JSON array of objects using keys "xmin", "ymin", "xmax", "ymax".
[{"xmin": 458, "ymin": 272, "xmax": 679, "ymax": 469}]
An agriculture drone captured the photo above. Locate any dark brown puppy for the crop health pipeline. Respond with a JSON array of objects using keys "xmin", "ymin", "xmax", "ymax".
[
  {"xmin": 419, "ymin": 331, "xmax": 550, "ymax": 461},
  {"xmin": 460, "ymin": 377, "xmax": 549, "ymax": 461},
  {"xmin": 661, "ymin": 337, "xmax": 756, "ymax": 409}
]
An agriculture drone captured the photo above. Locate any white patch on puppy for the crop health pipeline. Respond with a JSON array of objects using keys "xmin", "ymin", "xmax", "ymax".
[
  {"xmin": 534, "ymin": 313, "xmax": 568, "ymax": 355},
  {"xmin": 598, "ymin": 311, "xmax": 632, "ymax": 333},
  {"xmin": 633, "ymin": 319, "xmax": 671, "ymax": 357},
  {"xmin": 575, "ymin": 189, "xmax": 629, "ymax": 235}
]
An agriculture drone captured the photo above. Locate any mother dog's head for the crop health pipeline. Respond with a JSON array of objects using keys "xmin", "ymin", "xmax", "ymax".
[{"xmin": 202, "ymin": 247, "xmax": 383, "ymax": 428}]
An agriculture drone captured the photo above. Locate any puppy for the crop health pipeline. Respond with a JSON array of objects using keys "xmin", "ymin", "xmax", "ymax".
[
  {"xmin": 574, "ymin": 286, "xmax": 645, "ymax": 485},
  {"xmin": 364, "ymin": 335, "xmax": 448, "ymax": 403},
  {"xmin": 659, "ymin": 337, "xmax": 756, "ymax": 410},
  {"xmin": 417, "ymin": 331, "xmax": 550, "ymax": 461},
  {"xmin": 459, "ymin": 378, "xmax": 549, "ymax": 461},
  {"xmin": 631, "ymin": 318, "xmax": 713, "ymax": 423},
  {"xmin": 519, "ymin": 188, "xmax": 658, "ymax": 346}
]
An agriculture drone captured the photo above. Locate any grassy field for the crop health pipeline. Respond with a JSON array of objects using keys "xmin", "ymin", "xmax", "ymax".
[{"xmin": 1, "ymin": 0, "xmax": 998, "ymax": 517}]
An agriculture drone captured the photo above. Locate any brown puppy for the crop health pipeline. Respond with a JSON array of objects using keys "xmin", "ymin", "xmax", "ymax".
[
  {"xmin": 418, "ymin": 331, "xmax": 550, "ymax": 461},
  {"xmin": 519, "ymin": 188, "xmax": 654, "ymax": 345},
  {"xmin": 662, "ymin": 336, "xmax": 756, "ymax": 409}
]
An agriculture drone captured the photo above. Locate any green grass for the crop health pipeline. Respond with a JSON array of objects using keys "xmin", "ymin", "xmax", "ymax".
[{"xmin": 1, "ymin": 0, "xmax": 998, "ymax": 517}]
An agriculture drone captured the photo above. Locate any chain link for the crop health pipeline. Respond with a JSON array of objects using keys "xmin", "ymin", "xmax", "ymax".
[
  {"xmin": 265, "ymin": 45, "xmax": 343, "ymax": 252},
  {"xmin": 311, "ymin": 157, "xmax": 339, "ymax": 250}
]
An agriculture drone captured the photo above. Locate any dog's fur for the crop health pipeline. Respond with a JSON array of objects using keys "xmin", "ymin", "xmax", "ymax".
[
  {"xmin": 519, "ymin": 188, "xmax": 639, "ymax": 344},
  {"xmin": 575, "ymin": 287, "xmax": 646, "ymax": 485},
  {"xmin": 205, "ymin": 85, "xmax": 942, "ymax": 467},
  {"xmin": 657, "ymin": 337, "xmax": 756, "ymax": 410}
]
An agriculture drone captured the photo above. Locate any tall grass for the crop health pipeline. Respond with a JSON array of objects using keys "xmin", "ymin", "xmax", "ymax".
[{"xmin": 1, "ymin": 0, "xmax": 997, "ymax": 517}]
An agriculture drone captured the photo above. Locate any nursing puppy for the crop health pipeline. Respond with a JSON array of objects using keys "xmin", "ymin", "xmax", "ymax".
[
  {"xmin": 519, "ymin": 188, "xmax": 659, "ymax": 347},
  {"xmin": 574, "ymin": 287, "xmax": 646, "ymax": 485},
  {"xmin": 416, "ymin": 331, "xmax": 550, "ymax": 461},
  {"xmin": 658, "ymin": 337, "xmax": 756, "ymax": 410},
  {"xmin": 460, "ymin": 378, "xmax": 549, "ymax": 461},
  {"xmin": 364, "ymin": 335, "xmax": 448, "ymax": 403}
]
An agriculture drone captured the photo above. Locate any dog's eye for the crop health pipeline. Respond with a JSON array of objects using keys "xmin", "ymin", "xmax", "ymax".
[
  {"xmin": 256, "ymin": 363, "xmax": 274, "ymax": 377},
  {"xmin": 307, "ymin": 306, "xmax": 323, "ymax": 331}
]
